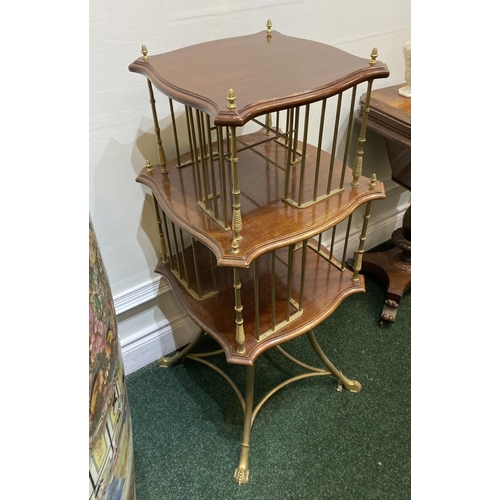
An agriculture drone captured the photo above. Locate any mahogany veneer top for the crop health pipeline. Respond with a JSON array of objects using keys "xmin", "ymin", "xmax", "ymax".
[{"xmin": 129, "ymin": 30, "xmax": 389, "ymax": 126}]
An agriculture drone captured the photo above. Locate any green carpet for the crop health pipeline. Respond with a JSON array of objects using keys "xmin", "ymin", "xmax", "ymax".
[{"xmin": 126, "ymin": 257, "xmax": 411, "ymax": 499}]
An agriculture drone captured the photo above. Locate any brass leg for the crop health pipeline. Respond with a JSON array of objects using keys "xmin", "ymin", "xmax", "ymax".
[
  {"xmin": 306, "ymin": 329, "xmax": 362, "ymax": 393},
  {"xmin": 234, "ymin": 365, "xmax": 255, "ymax": 485},
  {"xmin": 157, "ymin": 329, "xmax": 205, "ymax": 368}
]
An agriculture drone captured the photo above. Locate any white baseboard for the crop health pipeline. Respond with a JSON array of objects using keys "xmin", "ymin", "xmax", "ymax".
[{"xmin": 117, "ymin": 195, "xmax": 409, "ymax": 375}]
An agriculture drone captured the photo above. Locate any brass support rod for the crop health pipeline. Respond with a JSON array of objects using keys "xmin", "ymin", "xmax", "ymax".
[
  {"xmin": 185, "ymin": 105, "xmax": 195, "ymax": 165},
  {"xmin": 168, "ymin": 98, "xmax": 182, "ymax": 167},
  {"xmin": 191, "ymin": 237, "xmax": 202, "ymax": 298},
  {"xmin": 169, "ymin": 219, "xmax": 182, "ymax": 278},
  {"xmin": 217, "ymin": 126, "xmax": 230, "ymax": 229},
  {"xmin": 292, "ymin": 105, "xmax": 300, "ymax": 163},
  {"xmin": 178, "ymin": 227, "xmax": 190, "ymax": 290},
  {"xmin": 286, "ymin": 244, "xmax": 294, "ymax": 321},
  {"xmin": 162, "ymin": 212, "xmax": 174, "ymax": 270},
  {"xmin": 352, "ymin": 201, "xmax": 372, "ymax": 281},
  {"xmin": 340, "ymin": 86, "xmax": 357, "ymax": 189},
  {"xmin": 271, "ymin": 250, "xmax": 276, "ymax": 330},
  {"xmin": 299, "ymin": 239, "xmax": 307, "ymax": 310},
  {"xmin": 209, "ymin": 250, "xmax": 218, "ymax": 293},
  {"xmin": 187, "ymin": 107, "xmax": 203, "ymax": 202},
  {"xmin": 152, "ymin": 194, "xmax": 167, "ymax": 263},
  {"xmin": 307, "ymin": 329, "xmax": 362, "ymax": 393},
  {"xmin": 298, "ymin": 104, "xmax": 310, "ymax": 207},
  {"xmin": 329, "ymin": 226, "xmax": 337, "ymax": 260},
  {"xmin": 327, "ymin": 93, "xmax": 343, "ymax": 194},
  {"xmin": 196, "ymin": 109, "xmax": 210, "ymax": 208},
  {"xmin": 233, "ymin": 268, "xmax": 245, "ymax": 354},
  {"xmin": 229, "ymin": 126, "xmax": 243, "ymax": 252},
  {"xmin": 352, "ymin": 80, "xmax": 373, "ymax": 187},
  {"xmin": 341, "ymin": 214, "xmax": 353, "ymax": 268},
  {"xmin": 254, "ymin": 258, "xmax": 260, "ymax": 341},
  {"xmin": 284, "ymin": 107, "xmax": 295, "ymax": 199},
  {"xmin": 275, "ymin": 345, "xmax": 325, "ymax": 373},
  {"xmin": 205, "ymin": 114, "xmax": 220, "ymax": 220},
  {"xmin": 157, "ymin": 329, "xmax": 205, "ymax": 368},
  {"xmin": 234, "ymin": 365, "xmax": 255, "ymax": 485},
  {"xmin": 275, "ymin": 110, "xmax": 280, "ymax": 135},
  {"xmin": 313, "ymin": 99, "xmax": 327, "ymax": 201},
  {"xmin": 146, "ymin": 79, "xmax": 168, "ymax": 173},
  {"xmin": 265, "ymin": 112, "xmax": 272, "ymax": 136}
]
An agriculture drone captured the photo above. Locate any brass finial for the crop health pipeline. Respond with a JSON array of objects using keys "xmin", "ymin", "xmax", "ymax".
[
  {"xmin": 370, "ymin": 173, "xmax": 377, "ymax": 187},
  {"xmin": 141, "ymin": 44, "xmax": 149, "ymax": 62},
  {"xmin": 227, "ymin": 88, "xmax": 236, "ymax": 109},
  {"xmin": 146, "ymin": 159, "xmax": 152, "ymax": 172},
  {"xmin": 266, "ymin": 19, "xmax": 272, "ymax": 34},
  {"xmin": 369, "ymin": 48, "xmax": 378, "ymax": 66}
]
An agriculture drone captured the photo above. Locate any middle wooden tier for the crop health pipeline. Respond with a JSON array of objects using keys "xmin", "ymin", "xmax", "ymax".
[
  {"xmin": 155, "ymin": 239, "xmax": 366, "ymax": 365},
  {"xmin": 137, "ymin": 128, "xmax": 385, "ymax": 268}
]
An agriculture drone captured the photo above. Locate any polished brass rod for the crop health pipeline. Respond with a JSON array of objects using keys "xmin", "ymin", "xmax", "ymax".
[
  {"xmin": 327, "ymin": 93, "xmax": 343, "ymax": 194},
  {"xmin": 286, "ymin": 244, "xmax": 294, "ymax": 321},
  {"xmin": 178, "ymin": 227, "xmax": 190, "ymax": 289},
  {"xmin": 317, "ymin": 232, "xmax": 323, "ymax": 252},
  {"xmin": 169, "ymin": 98, "xmax": 181, "ymax": 167},
  {"xmin": 196, "ymin": 109, "xmax": 210, "ymax": 208},
  {"xmin": 152, "ymin": 194, "xmax": 167, "ymax": 263},
  {"xmin": 342, "ymin": 215, "xmax": 353, "ymax": 268},
  {"xmin": 254, "ymin": 259, "xmax": 260, "ymax": 341},
  {"xmin": 205, "ymin": 114, "xmax": 220, "ymax": 220},
  {"xmin": 299, "ymin": 240, "xmax": 307, "ymax": 310},
  {"xmin": 162, "ymin": 212, "xmax": 174, "ymax": 270},
  {"xmin": 230, "ymin": 126, "xmax": 243, "ymax": 253},
  {"xmin": 146, "ymin": 79, "xmax": 168, "ymax": 173},
  {"xmin": 217, "ymin": 126, "xmax": 230, "ymax": 229},
  {"xmin": 209, "ymin": 249, "xmax": 218, "ymax": 292},
  {"xmin": 298, "ymin": 104, "xmax": 310, "ymax": 206},
  {"xmin": 233, "ymin": 268, "xmax": 245, "ymax": 354},
  {"xmin": 292, "ymin": 105, "xmax": 300, "ymax": 163},
  {"xmin": 185, "ymin": 105, "xmax": 195, "ymax": 165},
  {"xmin": 186, "ymin": 355, "xmax": 245, "ymax": 411},
  {"xmin": 285, "ymin": 109, "xmax": 290, "ymax": 146},
  {"xmin": 313, "ymin": 99, "xmax": 327, "ymax": 201},
  {"xmin": 284, "ymin": 107, "xmax": 295, "ymax": 199},
  {"xmin": 275, "ymin": 110, "xmax": 280, "ymax": 134},
  {"xmin": 265, "ymin": 112, "xmax": 272, "ymax": 136},
  {"xmin": 187, "ymin": 107, "xmax": 203, "ymax": 202},
  {"xmin": 271, "ymin": 250, "xmax": 276, "ymax": 330},
  {"xmin": 170, "ymin": 219, "xmax": 182, "ymax": 276},
  {"xmin": 340, "ymin": 86, "xmax": 357, "ymax": 189},
  {"xmin": 191, "ymin": 237, "xmax": 202, "ymax": 297},
  {"xmin": 329, "ymin": 226, "xmax": 337, "ymax": 260}
]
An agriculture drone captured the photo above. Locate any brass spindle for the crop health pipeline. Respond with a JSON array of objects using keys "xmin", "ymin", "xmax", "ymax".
[
  {"xmin": 352, "ymin": 201, "xmax": 372, "ymax": 281},
  {"xmin": 285, "ymin": 244, "xmax": 295, "ymax": 321},
  {"xmin": 229, "ymin": 120, "xmax": 242, "ymax": 254},
  {"xmin": 327, "ymin": 93, "xmax": 343, "ymax": 194},
  {"xmin": 313, "ymin": 99, "xmax": 327, "ymax": 201},
  {"xmin": 352, "ymin": 79, "xmax": 374, "ymax": 187},
  {"xmin": 292, "ymin": 106, "xmax": 300, "ymax": 163},
  {"xmin": 298, "ymin": 104, "xmax": 310, "ymax": 206},
  {"xmin": 152, "ymin": 194, "xmax": 167, "ymax": 263},
  {"xmin": 178, "ymin": 227, "xmax": 190, "ymax": 289},
  {"xmin": 254, "ymin": 259, "xmax": 260, "ymax": 341},
  {"xmin": 170, "ymin": 218, "xmax": 182, "ymax": 277},
  {"xmin": 284, "ymin": 107, "xmax": 295, "ymax": 199},
  {"xmin": 196, "ymin": 109, "xmax": 210, "ymax": 208},
  {"xmin": 299, "ymin": 240, "xmax": 307, "ymax": 310},
  {"xmin": 329, "ymin": 226, "xmax": 337, "ymax": 260},
  {"xmin": 217, "ymin": 126, "xmax": 230, "ymax": 229},
  {"xmin": 191, "ymin": 237, "xmax": 203, "ymax": 298},
  {"xmin": 162, "ymin": 212, "xmax": 175, "ymax": 270},
  {"xmin": 234, "ymin": 268, "xmax": 245, "ymax": 354},
  {"xmin": 275, "ymin": 110, "xmax": 280, "ymax": 135},
  {"xmin": 146, "ymin": 79, "xmax": 168, "ymax": 174},
  {"xmin": 205, "ymin": 114, "xmax": 220, "ymax": 219},
  {"xmin": 185, "ymin": 105, "xmax": 195, "ymax": 165},
  {"xmin": 265, "ymin": 112, "xmax": 272, "ymax": 136},
  {"xmin": 169, "ymin": 98, "xmax": 182, "ymax": 167},
  {"xmin": 339, "ymin": 86, "xmax": 357, "ymax": 189},
  {"xmin": 341, "ymin": 215, "xmax": 352, "ymax": 268},
  {"xmin": 209, "ymin": 250, "xmax": 218, "ymax": 293},
  {"xmin": 187, "ymin": 106, "xmax": 203, "ymax": 202}
]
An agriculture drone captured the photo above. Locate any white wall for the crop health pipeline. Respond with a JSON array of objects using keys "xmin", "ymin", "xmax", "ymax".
[{"xmin": 89, "ymin": 0, "xmax": 411, "ymax": 374}]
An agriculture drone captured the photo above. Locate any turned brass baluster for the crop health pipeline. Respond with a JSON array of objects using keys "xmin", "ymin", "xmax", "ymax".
[
  {"xmin": 352, "ymin": 194, "xmax": 373, "ymax": 281},
  {"xmin": 152, "ymin": 194, "xmax": 167, "ymax": 263},
  {"xmin": 146, "ymin": 78, "xmax": 168, "ymax": 174}
]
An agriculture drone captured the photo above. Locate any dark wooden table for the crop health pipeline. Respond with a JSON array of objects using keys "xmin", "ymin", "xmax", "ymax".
[{"xmin": 357, "ymin": 84, "xmax": 411, "ymax": 324}]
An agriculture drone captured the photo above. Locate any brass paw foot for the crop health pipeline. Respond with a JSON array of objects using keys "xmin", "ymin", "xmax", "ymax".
[{"xmin": 234, "ymin": 466, "xmax": 249, "ymax": 485}]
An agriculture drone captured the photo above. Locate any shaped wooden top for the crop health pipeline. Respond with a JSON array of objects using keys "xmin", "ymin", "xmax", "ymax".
[{"xmin": 129, "ymin": 30, "xmax": 389, "ymax": 126}]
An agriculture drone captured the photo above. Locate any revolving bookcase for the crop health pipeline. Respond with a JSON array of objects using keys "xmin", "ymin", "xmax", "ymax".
[{"xmin": 129, "ymin": 20, "xmax": 389, "ymax": 484}]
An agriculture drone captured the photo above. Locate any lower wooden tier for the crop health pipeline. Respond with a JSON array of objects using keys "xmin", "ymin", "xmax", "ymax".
[{"xmin": 155, "ymin": 242, "xmax": 365, "ymax": 365}]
